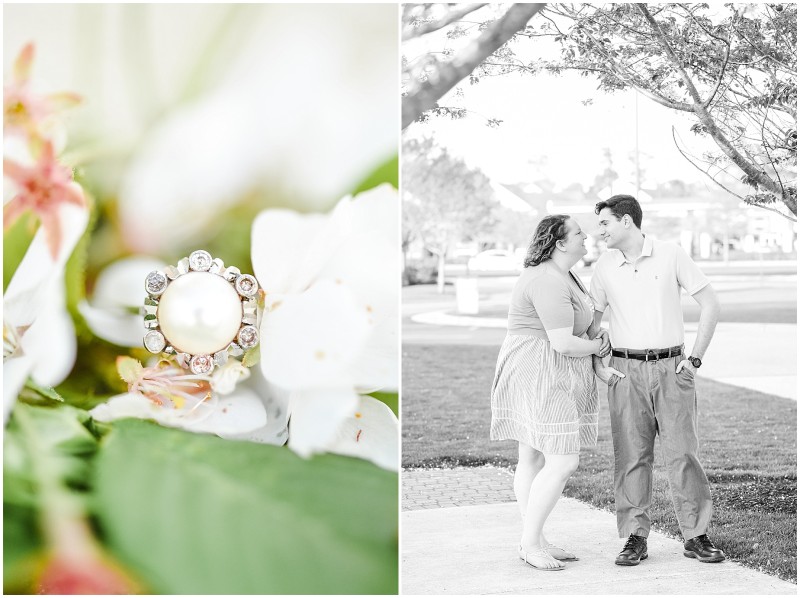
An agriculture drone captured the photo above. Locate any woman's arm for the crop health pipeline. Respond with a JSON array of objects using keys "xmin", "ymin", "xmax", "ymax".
[{"xmin": 546, "ymin": 327, "xmax": 603, "ymax": 357}]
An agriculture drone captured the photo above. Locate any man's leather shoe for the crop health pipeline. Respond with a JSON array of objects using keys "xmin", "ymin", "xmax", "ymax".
[
  {"xmin": 615, "ymin": 534, "xmax": 648, "ymax": 566},
  {"xmin": 683, "ymin": 534, "xmax": 725, "ymax": 562}
]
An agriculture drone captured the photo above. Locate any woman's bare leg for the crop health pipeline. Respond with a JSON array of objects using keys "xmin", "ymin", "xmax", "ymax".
[
  {"xmin": 521, "ymin": 453, "xmax": 580, "ymax": 552},
  {"xmin": 514, "ymin": 443, "xmax": 545, "ymax": 516}
]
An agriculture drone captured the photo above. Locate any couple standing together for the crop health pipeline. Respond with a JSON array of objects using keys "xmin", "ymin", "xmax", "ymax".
[{"xmin": 490, "ymin": 195, "xmax": 725, "ymax": 571}]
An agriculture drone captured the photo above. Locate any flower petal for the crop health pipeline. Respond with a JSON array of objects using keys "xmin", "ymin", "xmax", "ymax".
[
  {"xmin": 90, "ymin": 388, "xmax": 267, "ymax": 437},
  {"xmin": 250, "ymin": 185, "xmax": 397, "ymax": 297},
  {"xmin": 3, "ymin": 355, "xmax": 34, "ymax": 423},
  {"xmin": 23, "ymin": 277, "xmax": 77, "ymax": 387},
  {"xmin": 259, "ymin": 280, "xmax": 370, "ymax": 389},
  {"xmin": 78, "ymin": 256, "xmax": 165, "ymax": 347},
  {"xmin": 89, "ymin": 392, "xmax": 160, "ymax": 423},
  {"xmin": 251, "ymin": 208, "xmax": 328, "ymax": 294},
  {"xmin": 4, "ymin": 202, "xmax": 89, "ymax": 328},
  {"xmin": 211, "ymin": 360, "xmax": 251, "ymax": 395},
  {"xmin": 350, "ymin": 311, "xmax": 399, "ymax": 393},
  {"xmin": 324, "ymin": 395, "xmax": 399, "ymax": 471},
  {"xmin": 93, "ymin": 257, "xmax": 165, "ymax": 309},
  {"xmin": 76, "ymin": 301, "xmax": 144, "ymax": 348},
  {"xmin": 182, "ymin": 387, "xmax": 267, "ymax": 436},
  {"xmin": 13, "ymin": 43, "xmax": 34, "ymax": 85},
  {"xmin": 217, "ymin": 371, "xmax": 290, "ymax": 446},
  {"xmin": 329, "ymin": 184, "xmax": 398, "ymax": 247},
  {"xmin": 286, "ymin": 387, "xmax": 359, "ymax": 458},
  {"xmin": 316, "ymin": 231, "xmax": 398, "ymax": 391}
]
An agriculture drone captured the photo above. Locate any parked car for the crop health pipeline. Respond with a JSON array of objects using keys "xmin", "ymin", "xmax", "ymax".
[{"xmin": 467, "ymin": 249, "xmax": 522, "ymax": 272}]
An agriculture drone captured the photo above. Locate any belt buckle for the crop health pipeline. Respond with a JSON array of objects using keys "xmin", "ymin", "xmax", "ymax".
[{"xmin": 645, "ymin": 349, "xmax": 656, "ymax": 362}]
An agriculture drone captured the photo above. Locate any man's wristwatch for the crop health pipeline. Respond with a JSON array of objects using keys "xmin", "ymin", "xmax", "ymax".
[{"xmin": 688, "ymin": 356, "xmax": 702, "ymax": 369}]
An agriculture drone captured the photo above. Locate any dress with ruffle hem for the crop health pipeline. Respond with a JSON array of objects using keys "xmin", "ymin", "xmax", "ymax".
[{"xmin": 490, "ymin": 333, "xmax": 598, "ymax": 455}]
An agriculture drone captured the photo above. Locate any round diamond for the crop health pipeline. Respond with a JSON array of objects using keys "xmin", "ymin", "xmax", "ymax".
[
  {"xmin": 189, "ymin": 354, "xmax": 214, "ymax": 375},
  {"xmin": 188, "ymin": 250, "xmax": 212, "ymax": 272},
  {"xmin": 235, "ymin": 274, "xmax": 258, "ymax": 298},
  {"xmin": 145, "ymin": 271, "xmax": 168, "ymax": 296},
  {"xmin": 144, "ymin": 330, "xmax": 166, "ymax": 353},
  {"xmin": 237, "ymin": 325, "xmax": 259, "ymax": 349}
]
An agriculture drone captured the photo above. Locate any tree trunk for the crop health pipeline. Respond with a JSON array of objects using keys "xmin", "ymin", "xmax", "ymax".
[
  {"xmin": 402, "ymin": 3, "xmax": 544, "ymax": 129},
  {"xmin": 436, "ymin": 253, "xmax": 447, "ymax": 294}
]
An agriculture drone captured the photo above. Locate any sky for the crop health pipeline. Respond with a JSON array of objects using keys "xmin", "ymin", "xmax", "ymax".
[{"xmin": 403, "ymin": 5, "xmax": 732, "ymax": 194}]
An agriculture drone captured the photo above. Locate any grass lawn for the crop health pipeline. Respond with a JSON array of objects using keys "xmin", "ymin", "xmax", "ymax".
[{"xmin": 402, "ymin": 343, "xmax": 797, "ymax": 582}]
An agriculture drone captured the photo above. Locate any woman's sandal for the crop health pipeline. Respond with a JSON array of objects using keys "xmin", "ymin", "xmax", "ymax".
[
  {"xmin": 544, "ymin": 542, "xmax": 579, "ymax": 562},
  {"xmin": 518, "ymin": 545, "xmax": 566, "ymax": 571}
]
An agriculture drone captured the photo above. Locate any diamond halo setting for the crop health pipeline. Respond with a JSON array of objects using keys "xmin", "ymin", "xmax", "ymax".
[{"xmin": 143, "ymin": 250, "xmax": 261, "ymax": 374}]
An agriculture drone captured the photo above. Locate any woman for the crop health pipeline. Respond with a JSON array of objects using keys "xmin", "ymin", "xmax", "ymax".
[{"xmin": 490, "ymin": 214, "xmax": 620, "ymax": 571}]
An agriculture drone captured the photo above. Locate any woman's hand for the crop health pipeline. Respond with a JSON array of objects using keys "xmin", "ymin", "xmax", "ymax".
[
  {"xmin": 594, "ymin": 329, "xmax": 611, "ymax": 357},
  {"xmin": 594, "ymin": 362, "xmax": 625, "ymax": 384}
]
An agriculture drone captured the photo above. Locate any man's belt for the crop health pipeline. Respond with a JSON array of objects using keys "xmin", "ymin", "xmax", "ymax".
[{"xmin": 611, "ymin": 345, "xmax": 683, "ymax": 361}]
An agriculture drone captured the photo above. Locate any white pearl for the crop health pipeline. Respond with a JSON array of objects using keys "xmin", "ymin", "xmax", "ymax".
[{"xmin": 158, "ymin": 272, "xmax": 242, "ymax": 355}]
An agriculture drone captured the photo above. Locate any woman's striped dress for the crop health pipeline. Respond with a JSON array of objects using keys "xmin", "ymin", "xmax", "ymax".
[{"xmin": 490, "ymin": 262, "xmax": 598, "ymax": 455}]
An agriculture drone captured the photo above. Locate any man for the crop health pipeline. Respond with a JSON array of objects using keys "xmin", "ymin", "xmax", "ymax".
[{"xmin": 590, "ymin": 195, "xmax": 725, "ymax": 566}]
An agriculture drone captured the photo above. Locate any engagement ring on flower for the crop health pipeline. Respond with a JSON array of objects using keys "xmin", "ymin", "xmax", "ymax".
[{"xmin": 143, "ymin": 250, "xmax": 260, "ymax": 375}]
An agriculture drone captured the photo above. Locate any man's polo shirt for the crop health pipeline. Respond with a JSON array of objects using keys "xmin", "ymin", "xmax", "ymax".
[{"xmin": 590, "ymin": 235, "xmax": 709, "ymax": 349}]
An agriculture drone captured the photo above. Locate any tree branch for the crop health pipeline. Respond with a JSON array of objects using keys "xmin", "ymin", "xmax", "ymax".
[
  {"xmin": 402, "ymin": 3, "xmax": 544, "ymax": 129},
  {"xmin": 637, "ymin": 3, "xmax": 792, "ymax": 214},
  {"xmin": 577, "ymin": 22, "xmax": 695, "ymax": 112},
  {"xmin": 672, "ymin": 127, "xmax": 796, "ymax": 222},
  {"xmin": 402, "ymin": 4, "xmax": 488, "ymax": 41}
]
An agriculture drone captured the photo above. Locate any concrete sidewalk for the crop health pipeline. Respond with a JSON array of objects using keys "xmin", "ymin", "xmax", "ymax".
[{"xmin": 401, "ymin": 468, "xmax": 797, "ymax": 595}]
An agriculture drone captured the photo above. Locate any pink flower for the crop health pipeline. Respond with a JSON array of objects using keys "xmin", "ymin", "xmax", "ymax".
[
  {"xmin": 36, "ymin": 515, "xmax": 141, "ymax": 595},
  {"xmin": 4, "ymin": 140, "xmax": 86, "ymax": 259},
  {"xmin": 3, "ymin": 43, "xmax": 81, "ymax": 142}
]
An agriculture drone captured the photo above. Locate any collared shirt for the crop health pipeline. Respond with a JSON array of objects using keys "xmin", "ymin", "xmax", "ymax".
[{"xmin": 590, "ymin": 235, "xmax": 709, "ymax": 349}]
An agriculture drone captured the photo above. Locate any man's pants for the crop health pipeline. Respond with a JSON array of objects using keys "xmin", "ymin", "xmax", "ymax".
[{"xmin": 607, "ymin": 353, "xmax": 712, "ymax": 540}]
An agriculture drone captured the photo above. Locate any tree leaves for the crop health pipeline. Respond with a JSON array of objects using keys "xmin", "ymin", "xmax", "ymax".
[{"xmin": 93, "ymin": 419, "xmax": 398, "ymax": 594}]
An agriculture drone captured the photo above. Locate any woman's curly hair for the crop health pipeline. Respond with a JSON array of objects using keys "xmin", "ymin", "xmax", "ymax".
[{"xmin": 523, "ymin": 214, "xmax": 570, "ymax": 268}]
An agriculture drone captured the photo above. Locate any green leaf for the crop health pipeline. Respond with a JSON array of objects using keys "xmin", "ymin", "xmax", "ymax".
[
  {"xmin": 3, "ymin": 212, "xmax": 37, "ymax": 292},
  {"xmin": 93, "ymin": 420, "xmax": 398, "ymax": 594},
  {"xmin": 241, "ymin": 345, "xmax": 261, "ymax": 368},
  {"xmin": 351, "ymin": 154, "xmax": 398, "ymax": 194},
  {"xmin": 4, "ymin": 404, "xmax": 98, "ymax": 509},
  {"xmin": 19, "ymin": 379, "xmax": 65, "ymax": 405},
  {"xmin": 369, "ymin": 391, "xmax": 399, "ymax": 417},
  {"xmin": 2, "ymin": 504, "xmax": 43, "ymax": 593}
]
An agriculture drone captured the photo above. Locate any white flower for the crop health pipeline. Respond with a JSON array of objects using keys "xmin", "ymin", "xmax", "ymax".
[
  {"xmin": 78, "ymin": 256, "xmax": 166, "ymax": 347},
  {"xmin": 90, "ymin": 357, "xmax": 267, "ymax": 437},
  {"xmin": 3, "ymin": 202, "xmax": 89, "ymax": 421},
  {"xmin": 251, "ymin": 184, "xmax": 399, "ymax": 470}
]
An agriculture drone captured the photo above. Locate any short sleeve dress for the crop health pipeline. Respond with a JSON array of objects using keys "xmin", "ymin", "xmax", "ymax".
[{"xmin": 489, "ymin": 260, "xmax": 599, "ymax": 454}]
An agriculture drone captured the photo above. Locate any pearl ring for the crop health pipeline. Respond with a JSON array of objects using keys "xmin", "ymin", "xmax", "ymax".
[{"xmin": 143, "ymin": 250, "xmax": 260, "ymax": 374}]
